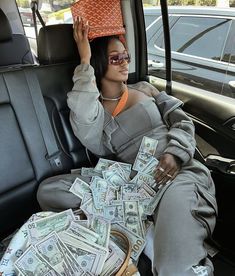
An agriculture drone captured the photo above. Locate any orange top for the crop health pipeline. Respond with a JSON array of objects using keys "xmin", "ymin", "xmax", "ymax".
[{"xmin": 112, "ymin": 89, "xmax": 129, "ymax": 117}]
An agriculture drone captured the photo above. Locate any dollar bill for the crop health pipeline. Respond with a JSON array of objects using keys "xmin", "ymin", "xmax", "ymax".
[
  {"xmin": 132, "ymin": 151, "xmax": 152, "ymax": 172},
  {"xmin": 94, "ymin": 158, "xmax": 115, "ymax": 172},
  {"xmin": 66, "ymin": 221, "xmax": 99, "ymax": 243},
  {"xmin": 69, "ymin": 177, "xmax": 91, "ymax": 199},
  {"xmin": 81, "ymin": 167, "xmax": 102, "ymax": 177},
  {"xmin": 95, "ymin": 158, "xmax": 131, "ymax": 175},
  {"xmin": 103, "ymin": 203, "xmax": 124, "ymax": 223},
  {"xmin": 35, "ymin": 232, "xmax": 84, "ymax": 275},
  {"xmin": 142, "ymin": 156, "xmax": 159, "ymax": 176},
  {"xmin": 103, "ymin": 170, "xmax": 127, "ymax": 190},
  {"xmin": 14, "ymin": 245, "xmax": 59, "ymax": 276},
  {"xmin": 59, "ymin": 232, "xmax": 108, "ymax": 275},
  {"xmin": 130, "ymin": 172, "xmax": 155, "ymax": 187},
  {"xmin": 27, "ymin": 209, "xmax": 75, "ymax": 244},
  {"xmin": 123, "ymin": 200, "xmax": 145, "ymax": 238},
  {"xmin": 59, "ymin": 232, "xmax": 101, "ymax": 275},
  {"xmin": 90, "ymin": 215, "xmax": 111, "ymax": 248},
  {"xmin": 111, "ymin": 223, "xmax": 146, "ymax": 261},
  {"xmin": 90, "ymin": 177, "xmax": 108, "ymax": 209},
  {"xmin": 139, "ymin": 136, "xmax": 158, "ymax": 155},
  {"xmin": 100, "ymin": 240, "xmax": 125, "ymax": 276}
]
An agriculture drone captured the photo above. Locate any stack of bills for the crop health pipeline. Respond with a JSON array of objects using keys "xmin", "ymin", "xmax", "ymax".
[{"xmin": 14, "ymin": 136, "xmax": 160, "ymax": 276}]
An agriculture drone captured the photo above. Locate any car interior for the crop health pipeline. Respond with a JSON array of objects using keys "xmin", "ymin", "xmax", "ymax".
[{"xmin": 0, "ymin": 0, "xmax": 235, "ymax": 275}]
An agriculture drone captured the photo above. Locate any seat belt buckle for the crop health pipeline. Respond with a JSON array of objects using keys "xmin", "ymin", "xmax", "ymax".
[{"xmin": 46, "ymin": 151, "xmax": 63, "ymax": 170}]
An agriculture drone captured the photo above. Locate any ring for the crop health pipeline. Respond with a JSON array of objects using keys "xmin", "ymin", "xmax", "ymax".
[
  {"xmin": 167, "ymin": 173, "xmax": 172, "ymax": 178},
  {"xmin": 158, "ymin": 167, "xmax": 165, "ymax": 172}
]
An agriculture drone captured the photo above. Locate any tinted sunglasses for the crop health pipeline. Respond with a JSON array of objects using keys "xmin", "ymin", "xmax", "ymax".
[{"xmin": 108, "ymin": 53, "xmax": 131, "ymax": 65}]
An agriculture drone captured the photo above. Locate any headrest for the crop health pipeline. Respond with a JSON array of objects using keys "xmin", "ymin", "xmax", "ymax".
[
  {"xmin": 0, "ymin": 9, "xmax": 12, "ymax": 42},
  {"xmin": 38, "ymin": 24, "xmax": 80, "ymax": 65}
]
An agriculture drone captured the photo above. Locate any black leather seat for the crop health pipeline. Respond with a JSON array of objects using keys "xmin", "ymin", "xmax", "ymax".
[
  {"xmin": 0, "ymin": 8, "xmax": 34, "ymax": 67},
  {"xmin": 0, "ymin": 24, "xmax": 88, "ymax": 239},
  {"xmin": 35, "ymin": 23, "xmax": 96, "ymax": 168}
]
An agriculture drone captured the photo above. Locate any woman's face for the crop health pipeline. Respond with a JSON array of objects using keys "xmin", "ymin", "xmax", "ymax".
[{"xmin": 103, "ymin": 38, "xmax": 129, "ymax": 83}]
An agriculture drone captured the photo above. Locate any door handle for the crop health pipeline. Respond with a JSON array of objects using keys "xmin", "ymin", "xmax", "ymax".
[
  {"xmin": 205, "ymin": 155, "xmax": 235, "ymax": 175},
  {"xmin": 148, "ymin": 60, "xmax": 164, "ymax": 68},
  {"xmin": 228, "ymin": 80, "xmax": 235, "ymax": 89}
]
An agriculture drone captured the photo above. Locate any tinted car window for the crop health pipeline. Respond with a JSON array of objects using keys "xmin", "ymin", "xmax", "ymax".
[
  {"xmin": 146, "ymin": 12, "xmax": 235, "ymax": 98},
  {"xmin": 157, "ymin": 16, "xmax": 231, "ymax": 61}
]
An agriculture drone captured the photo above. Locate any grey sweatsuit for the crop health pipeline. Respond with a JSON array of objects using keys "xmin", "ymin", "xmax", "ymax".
[{"xmin": 37, "ymin": 64, "xmax": 217, "ymax": 276}]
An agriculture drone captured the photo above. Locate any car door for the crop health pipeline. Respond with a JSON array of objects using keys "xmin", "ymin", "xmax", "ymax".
[
  {"xmin": 142, "ymin": 5, "xmax": 235, "ymax": 274},
  {"xmin": 148, "ymin": 14, "xmax": 233, "ymax": 95}
]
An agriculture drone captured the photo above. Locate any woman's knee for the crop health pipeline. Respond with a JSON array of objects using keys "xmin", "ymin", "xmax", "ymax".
[{"xmin": 37, "ymin": 174, "xmax": 81, "ymax": 211}]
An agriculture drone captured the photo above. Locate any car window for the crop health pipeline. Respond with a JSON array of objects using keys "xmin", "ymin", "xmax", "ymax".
[
  {"xmin": 156, "ymin": 16, "xmax": 231, "ymax": 61},
  {"xmin": 16, "ymin": 0, "xmax": 75, "ymax": 55}
]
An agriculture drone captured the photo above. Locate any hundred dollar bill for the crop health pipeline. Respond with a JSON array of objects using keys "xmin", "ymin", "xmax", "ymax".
[
  {"xmin": 95, "ymin": 158, "xmax": 132, "ymax": 175},
  {"xmin": 101, "ymin": 240, "xmax": 125, "ymax": 276},
  {"xmin": 105, "ymin": 185, "xmax": 118, "ymax": 204},
  {"xmin": 108, "ymin": 162, "xmax": 131, "ymax": 181},
  {"xmin": 90, "ymin": 177, "xmax": 108, "ymax": 209},
  {"xmin": 14, "ymin": 245, "xmax": 59, "ymax": 276},
  {"xmin": 80, "ymin": 197, "xmax": 104, "ymax": 217},
  {"xmin": 59, "ymin": 232, "xmax": 108, "ymax": 275},
  {"xmin": 94, "ymin": 158, "xmax": 116, "ymax": 172},
  {"xmin": 130, "ymin": 172, "xmax": 156, "ymax": 188},
  {"xmin": 26, "ymin": 209, "xmax": 75, "ymax": 244},
  {"xmin": 90, "ymin": 215, "xmax": 111, "ymax": 248},
  {"xmin": 142, "ymin": 156, "xmax": 159, "ymax": 176},
  {"xmin": 35, "ymin": 232, "xmax": 84, "ymax": 275},
  {"xmin": 66, "ymin": 221, "xmax": 99, "ymax": 243},
  {"xmin": 141, "ymin": 183, "xmax": 157, "ymax": 197},
  {"xmin": 81, "ymin": 167, "xmax": 102, "ymax": 177},
  {"xmin": 69, "ymin": 177, "xmax": 91, "ymax": 199},
  {"xmin": 132, "ymin": 151, "xmax": 152, "ymax": 172},
  {"xmin": 103, "ymin": 170, "xmax": 127, "ymax": 190},
  {"xmin": 123, "ymin": 200, "xmax": 145, "ymax": 238},
  {"xmin": 111, "ymin": 223, "xmax": 146, "ymax": 261},
  {"xmin": 104, "ymin": 202, "xmax": 124, "ymax": 223},
  {"xmin": 139, "ymin": 136, "xmax": 158, "ymax": 155},
  {"xmin": 59, "ymin": 232, "xmax": 102, "ymax": 275},
  {"xmin": 122, "ymin": 183, "xmax": 138, "ymax": 194}
]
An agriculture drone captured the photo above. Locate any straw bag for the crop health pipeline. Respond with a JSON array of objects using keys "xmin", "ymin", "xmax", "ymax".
[{"xmin": 71, "ymin": 0, "xmax": 126, "ymax": 40}]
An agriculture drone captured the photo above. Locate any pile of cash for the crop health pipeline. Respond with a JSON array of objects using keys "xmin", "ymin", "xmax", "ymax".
[{"xmin": 15, "ymin": 136, "xmax": 160, "ymax": 276}]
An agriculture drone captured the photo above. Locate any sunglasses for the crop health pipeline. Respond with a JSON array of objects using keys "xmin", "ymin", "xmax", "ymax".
[{"xmin": 108, "ymin": 53, "xmax": 131, "ymax": 65}]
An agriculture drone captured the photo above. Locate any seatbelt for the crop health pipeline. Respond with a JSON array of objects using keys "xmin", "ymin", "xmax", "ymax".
[
  {"xmin": 31, "ymin": 1, "xmax": 45, "ymax": 48},
  {"xmin": 24, "ymin": 69, "xmax": 63, "ymax": 172}
]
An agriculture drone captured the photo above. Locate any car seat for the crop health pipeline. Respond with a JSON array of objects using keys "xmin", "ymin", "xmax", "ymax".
[{"xmin": 0, "ymin": 8, "xmax": 34, "ymax": 67}]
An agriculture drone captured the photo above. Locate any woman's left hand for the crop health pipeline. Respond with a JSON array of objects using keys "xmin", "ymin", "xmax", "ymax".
[{"xmin": 155, "ymin": 153, "xmax": 182, "ymax": 185}]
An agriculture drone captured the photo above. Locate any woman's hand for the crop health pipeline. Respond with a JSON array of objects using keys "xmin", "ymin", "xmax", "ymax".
[
  {"xmin": 73, "ymin": 17, "xmax": 91, "ymax": 64},
  {"xmin": 155, "ymin": 153, "xmax": 182, "ymax": 186}
]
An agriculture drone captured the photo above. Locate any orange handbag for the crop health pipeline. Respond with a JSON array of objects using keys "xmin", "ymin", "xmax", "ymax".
[{"xmin": 71, "ymin": 0, "xmax": 126, "ymax": 40}]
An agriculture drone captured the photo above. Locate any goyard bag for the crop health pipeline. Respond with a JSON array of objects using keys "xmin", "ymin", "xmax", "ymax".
[{"xmin": 71, "ymin": 0, "xmax": 126, "ymax": 40}]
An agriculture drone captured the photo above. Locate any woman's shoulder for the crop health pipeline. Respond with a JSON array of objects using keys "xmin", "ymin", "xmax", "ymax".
[{"xmin": 128, "ymin": 81, "xmax": 160, "ymax": 97}]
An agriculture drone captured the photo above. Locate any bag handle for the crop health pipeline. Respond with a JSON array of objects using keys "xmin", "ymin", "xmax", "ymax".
[
  {"xmin": 112, "ymin": 89, "xmax": 129, "ymax": 117},
  {"xmin": 111, "ymin": 230, "xmax": 138, "ymax": 276}
]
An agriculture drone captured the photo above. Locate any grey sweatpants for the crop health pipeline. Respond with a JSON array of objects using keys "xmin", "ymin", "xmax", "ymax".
[{"xmin": 37, "ymin": 174, "xmax": 216, "ymax": 276}]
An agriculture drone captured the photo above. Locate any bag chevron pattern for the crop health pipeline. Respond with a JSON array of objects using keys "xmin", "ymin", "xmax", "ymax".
[{"xmin": 71, "ymin": 0, "xmax": 126, "ymax": 40}]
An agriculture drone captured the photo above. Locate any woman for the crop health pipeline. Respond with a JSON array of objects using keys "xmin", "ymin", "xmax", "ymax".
[{"xmin": 37, "ymin": 18, "xmax": 217, "ymax": 276}]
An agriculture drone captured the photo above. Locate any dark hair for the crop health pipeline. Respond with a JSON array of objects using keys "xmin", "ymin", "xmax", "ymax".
[{"xmin": 90, "ymin": 35, "xmax": 121, "ymax": 91}]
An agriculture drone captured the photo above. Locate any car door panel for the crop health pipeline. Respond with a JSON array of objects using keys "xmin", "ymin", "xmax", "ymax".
[{"xmin": 150, "ymin": 75, "xmax": 235, "ymax": 263}]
